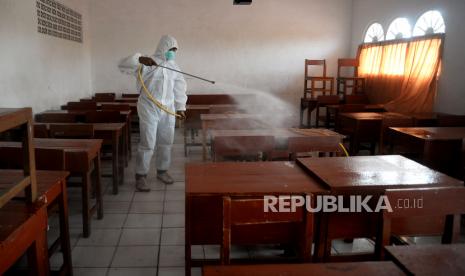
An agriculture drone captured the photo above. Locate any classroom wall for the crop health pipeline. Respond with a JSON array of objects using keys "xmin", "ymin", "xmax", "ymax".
[
  {"xmin": 350, "ymin": 0, "xmax": 465, "ymax": 114},
  {"xmin": 89, "ymin": 0, "xmax": 353, "ymax": 114},
  {"xmin": 0, "ymin": 0, "xmax": 92, "ymax": 113}
]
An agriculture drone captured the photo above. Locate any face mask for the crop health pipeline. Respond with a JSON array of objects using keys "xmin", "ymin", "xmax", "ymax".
[{"xmin": 165, "ymin": 50, "xmax": 176, "ymax": 61}]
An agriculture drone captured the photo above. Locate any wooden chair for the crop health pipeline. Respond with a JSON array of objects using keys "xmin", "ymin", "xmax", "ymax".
[
  {"xmin": 0, "ymin": 148, "xmax": 72, "ymax": 274},
  {"xmin": 315, "ymin": 95, "xmax": 340, "ymax": 128},
  {"xmin": 49, "ymin": 124, "xmax": 95, "ymax": 139},
  {"xmin": 304, "ymin": 60, "xmax": 334, "ymax": 99},
  {"xmin": 288, "ymin": 136, "xmax": 343, "ymax": 160},
  {"xmin": 35, "ymin": 113, "xmax": 77, "ymax": 123},
  {"xmin": 221, "ymin": 195, "xmax": 313, "ymax": 264},
  {"xmin": 345, "ymin": 94, "xmax": 369, "ymax": 104},
  {"xmin": 437, "ymin": 114, "xmax": 465, "ymax": 127},
  {"xmin": 212, "ymin": 136, "xmax": 274, "ymax": 161},
  {"xmin": 102, "ymin": 104, "xmax": 131, "ymax": 111},
  {"xmin": 65, "ymin": 101, "xmax": 98, "ymax": 110},
  {"xmin": 376, "ymin": 187, "xmax": 465, "ymax": 259},
  {"xmin": 0, "ymin": 201, "xmax": 49, "ymax": 276},
  {"xmin": 337, "ymin": 58, "xmax": 365, "ymax": 100},
  {"xmin": 33, "ymin": 124, "xmax": 49, "ymax": 138}
]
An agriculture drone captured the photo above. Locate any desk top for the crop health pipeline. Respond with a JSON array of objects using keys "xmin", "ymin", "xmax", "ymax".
[
  {"xmin": 327, "ymin": 104, "xmax": 385, "ymax": 110},
  {"xmin": 340, "ymin": 112, "xmax": 410, "ymax": 121},
  {"xmin": 385, "ymin": 244, "xmax": 465, "ymax": 276},
  {"xmin": 0, "ymin": 170, "xmax": 69, "ymax": 200},
  {"xmin": 42, "ymin": 110, "xmax": 131, "ymax": 116},
  {"xmin": 0, "ymin": 138, "xmax": 102, "ymax": 154},
  {"xmin": 186, "ymin": 104, "xmax": 238, "ymax": 110},
  {"xmin": 186, "ymin": 161, "xmax": 326, "ymax": 195},
  {"xmin": 390, "ymin": 127, "xmax": 465, "ymax": 141},
  {"xmin": 210, "ymin": 128, "xmax": 343, "ymax": 139},
  {"xmin": 34, "ymin": 122, "xmax": 124, "ymax": 132},
  {"xmin": 297, "ymin": 155, "xmax": 463, "ymax": 191},
  {"xmin": 203, "ymin": 261, "xmax": 405, "ymax": 276}
]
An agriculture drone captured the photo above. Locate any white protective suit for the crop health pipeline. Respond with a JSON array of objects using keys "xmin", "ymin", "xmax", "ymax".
[{"xmin": 118, "ymin": 35, "xmax": 187, "ymax": 175}]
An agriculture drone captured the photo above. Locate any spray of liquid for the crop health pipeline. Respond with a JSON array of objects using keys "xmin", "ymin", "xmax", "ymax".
[{"xmin": 209, "ymin": 81, "xmax": 299, "ymax": 128}]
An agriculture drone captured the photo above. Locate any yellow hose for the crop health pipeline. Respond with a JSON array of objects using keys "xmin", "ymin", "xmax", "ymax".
[
  {"xmin": 138, "ymin": 65, "xmax": 181, "ymax": 118},
  {"xmin": 339, "ymin": 143, "xmax": 350, "ymax": 157}
]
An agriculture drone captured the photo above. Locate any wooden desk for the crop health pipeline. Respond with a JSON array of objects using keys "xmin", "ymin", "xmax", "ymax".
[
  {"xmin": 0, "ymin": 201, "xmax": 48, "ymax": 276},
  {"xmin": 184, "ymin": 104, "xmax": 241, "ymax": 156},
  {"xmin": 0, "ymin": 138, "xmax": 104, "ymax": 237},
  {"xmin": 389, "ymin": 127, "xmax": 465, "ymax": 178},
  {"xmin": 200, "ymin": 114, "xmax": 270, "ymax": 160},
  {"xmin": 338, "ymin": 112, "xmax": 411, "ymax": 155},
  {"xmin": 0, "ymin": 108, "xmax": 37, "ymax": 207},
  {"xmin": 210, "ymin": 128, "xmax": 343, "ymax": 159},
  {"xmin": 203, "ymin": 261, "xmax": 405, "ymax": 276},
  {"xmin": 38, "ymin": 110, "xmax": 131, "ymax": 163},
  {"xmin": 297, "ymin": 155, "xmax": 464, "ymax": 261},
  {"xmin": 385, "ymin": 244, "xmax": 465, "ymax": 275},
  {"xmin": 115, "ymin": 97, "xmax": 138, "ymax": 103},
  {"xmin": 326, "ymin": 104, "xmax": 385, "ymax": 129},
  {"xmin": 0, "ymin": 170, "xmax": 72, "ymax": 275},
  {"xmin": 33, "ymin": 122, "xmax": 126, "ymax": 194},
  {"xmin": 186, "ymin": 162, "xmax": 327, "ymax": 275},
  {"xmin": 407, "ymin": 112, "xmax": 440, "ymax": 127}
]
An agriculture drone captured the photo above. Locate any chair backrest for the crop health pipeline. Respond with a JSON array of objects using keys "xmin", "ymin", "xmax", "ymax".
[
  {"xmin": 33, "ymin": 124, "xmax": 49, "ymax": 138},
  {"xmin": 94, "ymin": 93, "xmax": 116, "ymax": 102},
  {"xmin": 377, "ymin": 187, "xmax": 465, "ymax": 257},
  {"xmin": 85, "ymin": 111, "xmax": 123, "ymax": 123},
  {"xmin": 288, "ymin": 136, "xmax": 342, "ymax": 159},
  {"xmin": 316, "ymin": 95, "xmax": 340, "ymax": 105},
  {"xmin": 345, "ymin": 94, "xmax": 369, "ymax": 104},
  {"xmin": 49, "ymin": 124, "xmax": 94, "ymax": 139},
  {"xmin": 337, "ymin": 58, "xmax": 359, "ymax": 77},
  {"xmin": 35, "ymin": 113, "xmax": 78, "ymax": 123},
  {"xmin": 0, "ymin": 147, "xmax": 65, "ymax": 171},
  {"xmin": 102, "ymin": 104, "xmax": 131, "ymax": 111},
  {"xmin": 305, "ymin": 59, "xmax": 326, "ymax": 77},
  {"xmin": 122, "ymin": 93, "xmax": 139, "ymax": 98},
  {"xmin": 66, "ymin": 101, "xmax": 98, "ymax": 110},
  {"xmin": 221, "ymin": 195, "xmax": 313, "ymax": 264},
  {"xmin": 212, "ymin": 135, "xmax": 274, "ymax": 161},
  {"xmin": 437, "ymin": 114, "xmax": 465, "ymax": 127}
]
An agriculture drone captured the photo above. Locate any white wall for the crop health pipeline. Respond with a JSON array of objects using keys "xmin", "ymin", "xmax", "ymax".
[
  {"xmin": 350, "ymin": 0, "xmax": 465, "ymax": 114},
  {"xmin": 0, "ymin": 0, "xmax": 92, "ymax": 113},
  {"xmin": 90, "ymin": 0, "xmax": 353, "ymax": 113}
]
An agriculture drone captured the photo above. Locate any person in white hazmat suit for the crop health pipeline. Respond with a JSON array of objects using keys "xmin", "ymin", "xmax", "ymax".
[{"xmin": 118, "ymin": 35, "xmax": 187, "ymax": 192}]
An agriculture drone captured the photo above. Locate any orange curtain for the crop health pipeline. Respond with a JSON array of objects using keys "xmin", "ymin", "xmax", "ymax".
[{"xmin": 358, "ymin": 36, "xmax": 443, "ymax": 113}]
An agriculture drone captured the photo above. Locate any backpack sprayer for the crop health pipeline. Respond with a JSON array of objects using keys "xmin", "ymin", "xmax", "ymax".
[{"xmin": 138, "ymin": 64, "xmax": 215, "ymax": 118}]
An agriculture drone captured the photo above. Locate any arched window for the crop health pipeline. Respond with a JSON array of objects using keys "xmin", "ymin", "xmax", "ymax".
[
  {"xmin": 386, "ymin": 18, "xmax": 412, "ymax": 40},
  {"xmin": 413, "ymin": 10, "xmax": 445, "ymax": 36},
  {"xmin": 364, "ymin": 23, "xmax": 385, "ymax": 43}
]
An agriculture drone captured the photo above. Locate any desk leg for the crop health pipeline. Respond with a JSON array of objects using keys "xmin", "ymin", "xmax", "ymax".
[
  {"xmin": 123, "ymin": 124, "xmax": 129, "ymax": 167},
  {"xmin": 58, "ymin": 179, "xmax": 73, "ymax": 275},
  {"xmin": 118, "ymin": 134, "xmax": 125, "ymax": 186},
  {"xmin": 202, "ymin": 121, "xmax": 207, "ymax": 161},
  {"xmin": 95, "ymin": 153, "xmax": 104, "ymax": 219},
  {"xmin": 27, "ymin": 208, "xmax": 49, "ymax": 276},
  {"xmin": 112, "ymin": 133, "xmax": 119, "ymax": 194},
  {"xmin": 82, "ymin": 171, "xmax": 91, "ymax": 238},
  {"xmin": 185, "ymin": 195, "xmax": 192, "ymax": 276},
  {"xmin": 127, "ymin": 116, "xmax": 132, "ymax": 160}
]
